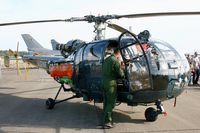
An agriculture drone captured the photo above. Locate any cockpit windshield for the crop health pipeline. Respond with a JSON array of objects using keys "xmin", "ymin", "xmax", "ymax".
[
  {"xmin": 150, "ymin": 40, "xmax": 181, "ymax": 61},
  {"xmin": 148, "ymin": 39, "xmax": 189, "ymax": 75}
]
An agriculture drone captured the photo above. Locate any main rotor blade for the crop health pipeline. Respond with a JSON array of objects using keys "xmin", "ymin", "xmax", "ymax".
[
  {"xmin": 107, "ymin": 23, "xmax": 129, "ymax": 33},
  {"xmin": 0, "ymin": 19, "xmax": 65, "ymax": 26},
  {"xmin": 0, "ymin": 17, "xmax": 87, "ymax": 26},
  {"xmin": 107, "ymin": 23, "xmax": 137, "ymax": 36},
  {"xmin": 116, "ymin": 11, "xmax": 200, "ymax": 19},
  {"xmin": 1, "ymin": 11, "xmax": 200, "ymax": 27}
]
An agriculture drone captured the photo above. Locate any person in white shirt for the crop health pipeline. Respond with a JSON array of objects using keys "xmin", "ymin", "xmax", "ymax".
[{"xmin": 192, "ymin": 52, "xmax": 200, "ymax": 85}]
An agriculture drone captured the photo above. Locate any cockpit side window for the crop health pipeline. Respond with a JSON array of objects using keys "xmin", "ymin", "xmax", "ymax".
[{"xmin": 83, "ymin": 42, "xmax": 104, "ymax": 63}]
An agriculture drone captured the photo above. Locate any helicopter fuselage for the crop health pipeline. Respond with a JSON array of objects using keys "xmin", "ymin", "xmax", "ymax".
[{"xmin": 70, "ymin": 37, "xmax": 189, "ymax": 106}]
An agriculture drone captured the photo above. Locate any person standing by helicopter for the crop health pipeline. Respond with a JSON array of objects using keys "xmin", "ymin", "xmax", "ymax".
[{"xmin": 102, "ymin": 41, "xmax": 125, "ymax": 128}]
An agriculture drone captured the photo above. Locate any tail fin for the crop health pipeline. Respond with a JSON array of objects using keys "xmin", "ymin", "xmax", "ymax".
[
  {"xmin": 51, "ymin": 39, "xmax": 59, "ymax": 50},
  {"xmin": 21, "ymin": 34, "xmax": 43, "ymax": 51}
]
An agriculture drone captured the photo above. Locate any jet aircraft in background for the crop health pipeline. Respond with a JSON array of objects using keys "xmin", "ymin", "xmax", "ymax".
[
  {"xmin": 51, "ymin": 39, "xmax": 58, "ymax": 51},
  {"xmin": 21, "ymin": 34, "xmax": 65, "ymax": 70},
  {"xmin": 21, "ymin": 34, "xmax": 61, "ymax": 56}
]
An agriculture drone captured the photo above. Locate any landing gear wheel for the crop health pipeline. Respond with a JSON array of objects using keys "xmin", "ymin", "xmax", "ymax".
[
  {"xmin": 145, "ymin": 107, "xmax": 158, "ymax": 122},
  {"xmin": 46, "ymin": 98, "xmax": 55, "ymax": 109}
]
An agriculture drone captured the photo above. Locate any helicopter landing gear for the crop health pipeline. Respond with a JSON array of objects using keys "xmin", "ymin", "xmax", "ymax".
[
  {"xmin": 45, "ymin": 84, "xmax": 79, "ymax": 109},
  {"xmin": 145, "ymin": 100, "xmax": 166, "ymax": 122},
  {"xmin": 145, "ymin": 107, "xmax": 158, "ymax": 122},
  {"xmin": 46, "ymin": 98, "xmax": 55, "ymax": 109}
]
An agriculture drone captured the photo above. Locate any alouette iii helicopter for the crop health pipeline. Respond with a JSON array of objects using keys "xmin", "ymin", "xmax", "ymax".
[{"xmin": 1, "ymin": 11, "xmax": 200, "ymax": 122}]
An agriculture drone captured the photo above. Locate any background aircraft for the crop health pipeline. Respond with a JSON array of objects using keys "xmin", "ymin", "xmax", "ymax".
[
  {"xmin": 21, "ymin": 34, "xmax": 61, "ymax": 56},
  {"xmin": 51, "ymin": 39, "xmax": 59, "ymax": 50},
  {"xmin": 21, "ymin": 34, "xmax": 65, "ymax": 70}
]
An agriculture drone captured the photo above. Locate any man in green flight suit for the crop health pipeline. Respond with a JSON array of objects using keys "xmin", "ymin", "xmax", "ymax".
[{"xmin": 102, "ymin": 41, "xmax": 125, "ymax": 128}]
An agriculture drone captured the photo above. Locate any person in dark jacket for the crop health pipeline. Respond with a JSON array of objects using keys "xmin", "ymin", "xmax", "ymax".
[{"xmin": 102, "ymin": 42, "xmax": 124, "ymax": 128}]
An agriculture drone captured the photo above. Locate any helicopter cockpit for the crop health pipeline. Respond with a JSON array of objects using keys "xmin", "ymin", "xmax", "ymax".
[{"xmin": 118, "ymin": 32, "xmax": 189, "ymax": 99}]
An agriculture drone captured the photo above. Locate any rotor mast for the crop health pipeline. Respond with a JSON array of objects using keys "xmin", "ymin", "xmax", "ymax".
[
  {"xmin": 83, "ymin": 15, "xmax": 117, "ymax": 41},
  {"xmin": 93, "ymin": 21, "xmax": 106, "ymax": 40}
]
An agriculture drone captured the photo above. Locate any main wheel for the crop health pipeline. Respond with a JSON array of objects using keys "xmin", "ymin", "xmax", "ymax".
[
  {"xmin": 145, "ymin": 107, "xmax": 158, "ymax": 122},
  {"xmin": 46, "ymin": 98, "xmax": 55, "ymax": 109}
]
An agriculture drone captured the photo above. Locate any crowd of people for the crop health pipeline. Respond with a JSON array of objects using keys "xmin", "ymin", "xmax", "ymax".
[{"xmin": 185, "ymin": 52, "xmax": 200, "ymax": 86}]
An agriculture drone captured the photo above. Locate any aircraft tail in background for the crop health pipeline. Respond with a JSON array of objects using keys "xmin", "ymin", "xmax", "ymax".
[
  {"xmin": 21, "ymin": 34, "xmax": 64, "ymax": 69},
  {"xmin": 21, "ymin": 34, "xmax": 44, "ymax": 51},
  {"xmin": 51, "ymin": 39, "xmax": 59, "ymax": 50},
  {"xmin": 21, "ymin": 34, "xmax": 61, "ymax": 55}
]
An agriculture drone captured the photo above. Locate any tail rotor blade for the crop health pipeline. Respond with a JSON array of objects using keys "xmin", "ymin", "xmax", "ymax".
[
  {"xmin": 15, "ymin": 42, "xmax": 23, "ymax": 78},
  {"xmin": 24, "ymin": 63, "xmax": 30, "ymax": 80},
  {"xmin": 17, "ymin": 42, "xmax": 19, "ymax": 51},
  {"xmin": 16, "ymin": 57, "xmax": 22, "ymax": 78},
  {"xmin": 8, "ymin": 49, "xmax": 15, "ymax": 56}
]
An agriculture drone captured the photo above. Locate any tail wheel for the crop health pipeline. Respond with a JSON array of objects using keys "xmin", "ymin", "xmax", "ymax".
[
  {"xmin": 46, "ymin": 98, "xmax": 55, "ymax": 109},
  {"xmin": 145, "ymin": 107, "xmax": 158, "ymax": 122}
]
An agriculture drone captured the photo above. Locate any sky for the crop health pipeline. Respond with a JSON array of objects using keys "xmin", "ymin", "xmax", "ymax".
[{"xmin": 0, "ymin": 0, "xmax": 200, "ymax": 56}]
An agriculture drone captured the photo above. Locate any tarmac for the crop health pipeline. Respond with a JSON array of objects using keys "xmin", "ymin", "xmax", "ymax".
[{"xmin": 0, "ymin": 68, "xmax": 200, "ymax": 133}]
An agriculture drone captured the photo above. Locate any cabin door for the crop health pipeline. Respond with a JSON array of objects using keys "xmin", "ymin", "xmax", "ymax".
[{"xmin": 118, "ymin": 32, "xmax": 152, "ymax": 92}]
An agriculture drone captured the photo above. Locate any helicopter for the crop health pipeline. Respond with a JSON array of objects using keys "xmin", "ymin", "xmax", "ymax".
[{"xmin": 1, "ymin": 11, "xmax": 200, "ymax": 122}]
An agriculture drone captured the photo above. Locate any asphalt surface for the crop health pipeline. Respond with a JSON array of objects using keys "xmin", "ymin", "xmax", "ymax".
[{"xmin": 0, "ymin": 69, "xmax": 200, "ymax": 133}]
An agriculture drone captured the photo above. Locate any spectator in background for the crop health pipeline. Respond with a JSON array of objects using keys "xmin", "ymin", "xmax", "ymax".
[
  {"xmin": 192, "ymin": 52, "xmax": 200, "ymax": 85},
  {"xmin": 186, "ymin": 54, "xmax": 194, "ymax": 85}
]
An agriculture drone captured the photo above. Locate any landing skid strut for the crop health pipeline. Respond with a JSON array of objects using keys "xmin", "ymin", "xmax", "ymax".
[{"xmin": 45, "ymin": 84, "xmax": 79, "ymax": 109}]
